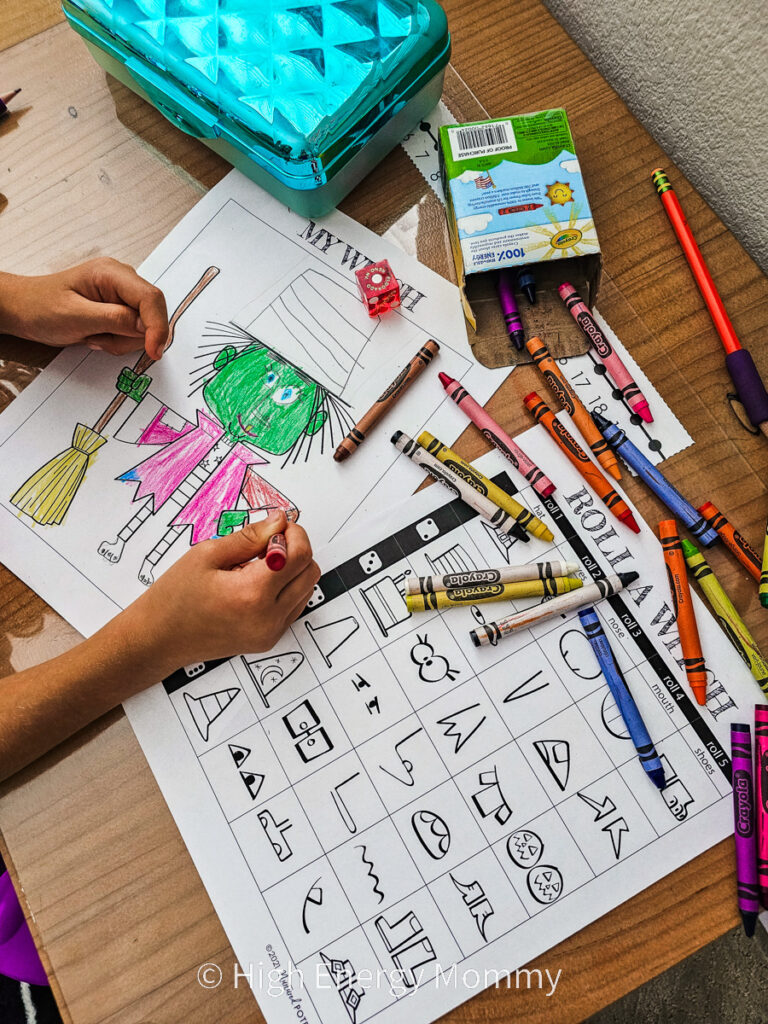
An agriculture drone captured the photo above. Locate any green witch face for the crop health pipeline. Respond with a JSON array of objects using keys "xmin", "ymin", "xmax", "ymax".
[{"xmin": 204, "ymin": 343, "xmax": 329, "ymax": 454}]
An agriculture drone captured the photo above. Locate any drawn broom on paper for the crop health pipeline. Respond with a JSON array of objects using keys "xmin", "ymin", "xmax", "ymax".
[{"xmin": 11, "ymin": 266, "xmax": 220, "ymax": 526}]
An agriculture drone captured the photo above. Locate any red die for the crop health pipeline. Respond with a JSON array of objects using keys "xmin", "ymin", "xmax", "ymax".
[{"xmin": 355, "ymin": 259, "xmax": 401, "ymax": 317}]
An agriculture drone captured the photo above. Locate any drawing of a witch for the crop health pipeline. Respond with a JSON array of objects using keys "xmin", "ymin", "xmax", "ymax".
[{"xmin": 98, "ymin": 269, "xmax": 370, "ymax": 584}]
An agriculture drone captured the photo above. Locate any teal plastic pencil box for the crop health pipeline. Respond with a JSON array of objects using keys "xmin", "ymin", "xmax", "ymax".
[{"xmin": 61, "ymin": 0, "xmax": 450, "ymax": 216}]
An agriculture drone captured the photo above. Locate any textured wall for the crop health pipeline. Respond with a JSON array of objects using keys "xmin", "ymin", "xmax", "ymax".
[{"xmin": 541, "ymin": 0, "xmax": 768, "ymax": 272}]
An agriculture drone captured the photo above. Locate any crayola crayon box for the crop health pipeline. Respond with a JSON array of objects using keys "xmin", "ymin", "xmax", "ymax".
[{"xmin": 439, "ymin": 108, "xmax": 602, "ymax": 367}]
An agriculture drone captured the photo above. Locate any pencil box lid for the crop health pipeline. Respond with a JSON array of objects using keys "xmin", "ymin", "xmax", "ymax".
[{"xmin": 62, "ymin": 0, "xmax": 450, "ymax": 193}]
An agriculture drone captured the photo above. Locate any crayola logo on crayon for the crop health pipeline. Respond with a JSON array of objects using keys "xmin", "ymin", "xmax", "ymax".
[
  {"xmin": 444, "ymin": 459, "xmax": 489, "ymax": 495},
  {"xmin": 734, "ymin": 770, "xmax": 753, "ymax": 836},
  {"xmin": 551, "ymin": 229, "xmax": 582, "ymax": 250},
  {"xmin": 448, "ymin": 585, "xmax": 504, "ymax": 601},
  {"xmin": 575, "ymin": 312, "xmax": 610, "ymax": 357}
]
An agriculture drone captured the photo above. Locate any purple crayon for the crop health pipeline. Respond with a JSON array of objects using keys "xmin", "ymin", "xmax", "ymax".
[
  {"xmin": 496, "ymin": 269, "xmax": 525, "ymax": 350},
  {"xmin": 731, "ymin": 723, "xmax": 759, "ymax": 937}
]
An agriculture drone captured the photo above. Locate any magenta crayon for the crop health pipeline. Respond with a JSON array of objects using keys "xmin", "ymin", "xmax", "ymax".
[
  {"xmin": 755, "ymin": 705, "xmax": 768, "ymax": 909},
  {"xmin": 438, "ymin": 372, "xmax": 555, "ymax": 498},
  {"xmin": 496, "ymin": 268, "xmax": 525, "ymax": 350},
  {"xmin": 731, "ymin": 723, "xmax": 759, "ymax": 937},
  {"xmin": 559, "ymin": 282, "xmax": 653, "ymax": 423}
]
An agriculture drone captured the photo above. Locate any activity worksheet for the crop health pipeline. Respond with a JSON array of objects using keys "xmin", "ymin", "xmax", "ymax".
[
  {"xmin": 124, "ymin": 437, "xmax": 760, "ymax": 1024},
  {"xmin": 0, "ymin": 170, "xmax": 506, "ymax": 635}
]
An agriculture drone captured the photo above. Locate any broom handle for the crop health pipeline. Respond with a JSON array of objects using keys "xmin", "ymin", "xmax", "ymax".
[{"xmin": 92, "ymin": 266, "xmax": 221, "ymax": 435}]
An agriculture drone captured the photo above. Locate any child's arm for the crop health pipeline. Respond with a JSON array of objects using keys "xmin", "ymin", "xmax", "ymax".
[
  {"xmin": 0, "ymin": 258, "xmax": 170, "ymax": 359},
  {"xmin": 0, "ymin": 512, "xmax": 318, "ymax": 782}
]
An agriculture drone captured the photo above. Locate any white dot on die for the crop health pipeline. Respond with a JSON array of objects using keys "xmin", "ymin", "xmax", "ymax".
[{"xmin": 371, "ymin": 273, "xmax": 383, "ymax": 285}]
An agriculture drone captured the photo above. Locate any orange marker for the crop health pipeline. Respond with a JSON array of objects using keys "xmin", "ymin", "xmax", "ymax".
[
  {"xmin": 526, "ymin": 335, "xmax": 622, "ymax": 481},
  {"xmin": 658, "ymin": 520, "xmax": 707, "ymax": 705},
  {"xmin": 697, "ymin": 501, "xmax": 761, "ymax": 582},
  {"xmin": 524, "ymin": 392, "xmax": 639, "ymax": 533}
]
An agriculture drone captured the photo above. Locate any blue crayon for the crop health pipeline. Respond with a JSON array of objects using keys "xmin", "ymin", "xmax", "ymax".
[
  {"xmin": 578, "ymin": 606, "xmax": 667, "ymax": 790},
  {"xmin": 591, "ymin": 412, "xmax": 718, "ymax": 547}
]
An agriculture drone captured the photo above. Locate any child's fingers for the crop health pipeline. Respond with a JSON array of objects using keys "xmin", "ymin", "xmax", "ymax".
[
  {"xmin": 204, "ymin": 512, "xmax": 287, "ymax": 569},
  {"xmin": 279, "ymin": 523, "xmax": 314, "ymax": 582},
  {"xmin": 277, "ymin": 560, "xmax": 321, "ymax": 617},
  {"xmin": 89, "ymin": 260, "xmax": 170, "ymax": 359},
  {"xmin": 86, "ymin": 333, "xmax": 146, "ymax": 354},
  {"xmin": 75, "ymin": 298, "xmax": 145, "ymax": 339}
]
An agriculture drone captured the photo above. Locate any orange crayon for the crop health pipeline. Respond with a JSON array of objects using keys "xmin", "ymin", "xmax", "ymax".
[
  {"xmin": 658, "ymin": 520, "xmax": 707, "ymax": 705},
  {"xmin": 698, "ymin": 501, "xmax": 761, "ymax": 582},
  {"xmin": 524, "ymin": 392, "xmax": 639, "ymax": 533},
  {"xmin": 526, "ymin": 335, "xmax": 621, "ymax": 481}
]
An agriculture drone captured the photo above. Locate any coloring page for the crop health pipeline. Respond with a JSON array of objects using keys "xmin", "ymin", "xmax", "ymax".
[
  {"xmin": 124, "ymin": 430, "xmax": 762, "ymax": 1024},
  {"xmin": 0, "ymin": 171, "xmax": 507, "ymax": 634}
]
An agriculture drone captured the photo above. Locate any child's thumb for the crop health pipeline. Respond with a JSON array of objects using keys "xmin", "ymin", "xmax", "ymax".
[{"xmin": 209, "ymin": 511, "xmax": 287, "ymax": 568}]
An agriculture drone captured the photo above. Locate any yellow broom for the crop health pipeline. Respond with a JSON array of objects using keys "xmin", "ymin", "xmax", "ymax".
[{"xmin": 11, "ymin": 266, "xmax": 220, "ymax": 526}]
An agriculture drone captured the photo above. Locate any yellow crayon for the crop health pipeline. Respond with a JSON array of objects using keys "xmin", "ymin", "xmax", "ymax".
[
  {"xmin": 405, "ymin": 575, "xmax": 582, "ymax": 613},
  {"xmin": 682, "ymin": 539, "xmax": 768, "ymax": 695},
  {"xmin": 417, "ymin": 430, "xmax": 554, "ymax": 542}
]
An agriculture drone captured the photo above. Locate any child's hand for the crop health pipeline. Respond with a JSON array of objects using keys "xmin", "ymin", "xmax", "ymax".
[
  {"xmin": 130, "ymin": 511, "xmax": 320, "ymax": 674},
  {"xmin": 0, "ymin": 258, "xmax": 169, "ymax": 359}
]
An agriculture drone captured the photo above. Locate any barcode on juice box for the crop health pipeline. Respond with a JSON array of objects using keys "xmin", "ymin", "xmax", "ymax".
[{"xmin": 448, "ymin": 119, "xmax": 517, "ymax": 161}]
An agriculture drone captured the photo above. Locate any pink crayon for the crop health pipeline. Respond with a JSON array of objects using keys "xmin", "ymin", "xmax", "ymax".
[
  {"xmin": 559, "ymin": 282, "xmax": 653, "ymax": 423},
  {"xmin": 438, "ymin": 372, "xmax": 555, "ymax": 498},
  {"xmin": 755, "ymin": 704, "xmax": 768, "ymax": 909}
]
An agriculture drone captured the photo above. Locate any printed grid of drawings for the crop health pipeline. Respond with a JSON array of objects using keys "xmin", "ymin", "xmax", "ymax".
[{"xmin": 160, "ymin": 470, "xmax": 734, "ymax": 1024}]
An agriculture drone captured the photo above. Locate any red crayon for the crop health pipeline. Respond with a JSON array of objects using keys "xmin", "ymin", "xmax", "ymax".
[
  {"xmin": 265, "ymin": 532, "xmax": 287, "ymax": 571},
  {"xmin": 497, "ymin": 203, "xmax": 543, "ymax": 215}
]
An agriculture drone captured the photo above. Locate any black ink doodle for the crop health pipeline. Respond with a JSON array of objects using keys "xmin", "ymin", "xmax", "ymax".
[
  {"xmin": 425, "ymin": 543, "xmax": 477, "ymax": 576},
  {"xmin": 527, "ymin": 864, "xmax": 563, "ymax": 905},
  {"xmin": 306, "ymin": 615, "xmax": 360, "ymax": 668},
  {"xmin": 437, "ymin": 703, "xmax": 486, "ymax": 754},
  {"xmin": 480, "ymin": 520, "xmax": 522, "ymax": 563},
  {"xmin": 283, "ymin": 699, "xmax": 334, "ymax": 763},
  {"xmin": 302, "ymin": 877, "xmax": 323, "ymax": 933},
  {"xmin": 411, "ymin": 809, "xmax": 451, "ymax": 859},
  {"xmin": 241, "ymin": 651, "xmax": 304, "ymax": 707},
  {"xmin": 450, "ymin": 875, "xmax": 494, "ymax": 941},
  {"xmin": 379, "ymin": 728, "xmax": 422, "ymax": 787},
  {"xmin": 184, "ymin": 686, "xmax": 240, "ymax": 741},
  {"xmin": 601, "ymin": 690, "xmax": 631, "ymax": 739},
  {"xmin": 506, "ymin": 829, "xmax": 544, "ymax": 869},
  {"xmin": 319, "ymin": 952, "xmax": 366, "ymax": 1024},
  {"xmin": 659, "ymin": 754, "xmax": 694, "ymax": 821},
  {"xmin": 229, "ymin": 743, "xmax": 250, "ymax": 767},
  {"xmin": 533, "ymin": 739, "xmax": 571, "ymax": 791},
  {"xmin": 355, "ymin": 845, "xmax": 384, "ymax": 904},
  {"xmin": 375, "ymin": 909, "xmax": 436, "ymax": 988},
  {"xmin": 471, "ymin": 767, "xmax": 512, "ymax": 825},
  {"xmin": 577, "ymin": 791, "xmax": 616, "ymax": 821},
  {"xmin": 257, "ymin": 808, "xmax": 293, "ymax": 862},
  {"xmin": 332, "ymin": 772, "xmax": 361, "ymax": 833},
  {"xmin": 504, "ymin": 669, "xmax": 549, "ymax": 703},
  {"xmin": 559, "ymin": 629, "xmax": 603, "ymax": 680},
  {"xmin": 228, "ymin": 743, "xmax": 264, "ymax": 800},
  {"xmin": 603, "ymin": 816, "xmax": 629, "ymax": 859},
  {"xmin": 360, "ymin": 573, "xmax": 412, "ymax": 636},
  {"xmin": 410, "ymin": 634, "xmax": 460, "ymax": 684}
]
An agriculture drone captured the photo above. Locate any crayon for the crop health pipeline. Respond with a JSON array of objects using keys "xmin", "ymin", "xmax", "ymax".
[
  {"xmin": 391, "ymin": 431, "xmax": 529, "ymax": 542},
  {"xmin": 0, "ymin": 89, "xmax": 21, "ymax": 121},
  {"xmin": 334, "ymin": 340, "xmax": 439, "ymax": 461},
  {"xmin": 754, "ymin": 704, "xmax": 768, "ymax": 909},
  {"xmin": 496, "ymin": 268, "xmax": 525, "ymax": 350},
  {"xmin": 526, "ymin": 335, "xmax": 622, "ymax": 480},
  {"xmin": 658, "ymin": 520, "xmax": 708, "ymax": 706},
  {"xmin": 498, "ymin": 203, "xmax": 543, "ymax": 215},
  {"xmin": 469, "ymin": 571, "xmax": 638, "ymax": 647},
  {"xmin": 265, "ymin": 532, "xmax": 287, "ymax": 571},
  {"xmin": 731, "ymin": 723, "xmax": 760, "ymax": 937},
  {"xmin": 592, "ymin": 412, "xmax": 718, "ymax": 547},
  {"xmin": 682, "ymin": 539, "xmax": 768, "ymax": 695},
  {"xmin": 438, "ymin": 373, "xmax": 555, "ymax": 497},
  {"xmin": 558, "ymin": 281, "xmax": 652, "ymax": 422},
  {"xmin": 517, "ymin": 267, "xmax": 536, "ymax": 304},
  {"xmin": 406, "ymin": 576, "xmax": 583, "ymax": 612},
  {"xmin": 697, "ymin": 501, "xmax": 761, "ymax": 582},
  {"xmin": 761, "ymin": 520, "xmax": 768, "ymax": 608},
  {"xmin": 578, "ymin": 607, "xmax": 666, "ymax": 789},
  {"xmin": 653, "ymin": 168, "xmax": 768, "ymax": 438},
  {"xmin": 404, "ymin": 559, "xmax": 581, "ymax": 597},
  {"xmin": 524, "ymin": 393, "xmax": 639, "ymax": 533},
  {"xmin": 417, "ymin": 430, "xmax": 553, "ymax": 542}
]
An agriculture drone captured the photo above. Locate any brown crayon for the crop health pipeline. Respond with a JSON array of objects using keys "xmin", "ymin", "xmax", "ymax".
[
  {"xmin": 526, "ymin": 336, "xmax": 621, "ymax": 481},
  {"xmin": 658, "ymin": 519, "xmax": 708, "ymax": 705},
  {"xmin": 524, "ymin": 392, "xmax": 639, "ymax": 533},
  {"xmin": 698, "ymin": 501, "xmax": 761, "ymax": 582},
  {"xmin": 334, "ymin": 340, "xmax": 439, "ymax": 461}
]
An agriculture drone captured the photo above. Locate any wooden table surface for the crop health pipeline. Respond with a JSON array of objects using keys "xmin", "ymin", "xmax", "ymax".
[{"xmin": 1, "ymin": 2, "xmax": 767, "ymax": 1023}]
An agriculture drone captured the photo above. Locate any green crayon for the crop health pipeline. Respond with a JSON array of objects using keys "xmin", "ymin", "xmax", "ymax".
[{"xmin": 682, "ymin": 538, "xmax": 768, "ymax": 695}]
